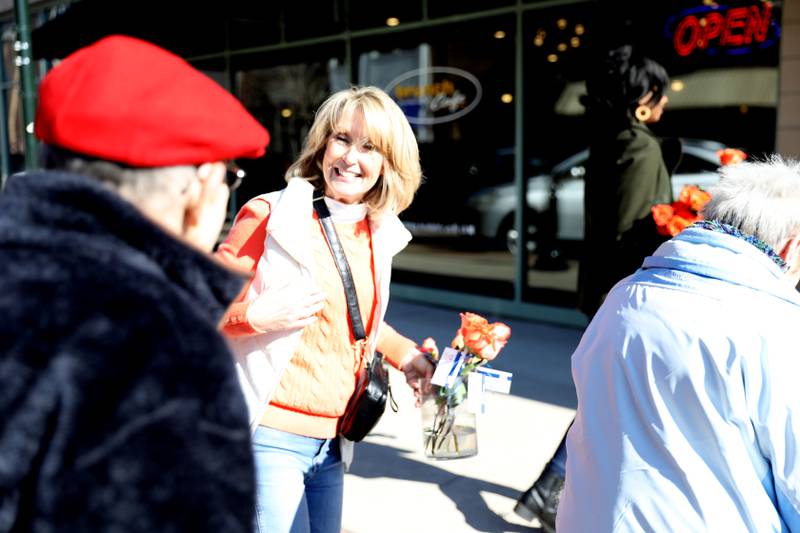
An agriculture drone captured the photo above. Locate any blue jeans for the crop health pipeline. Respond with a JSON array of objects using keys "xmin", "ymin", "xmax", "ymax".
[
  {"xmin": 548, "ymin": 433, "xmax": 568, "ymax": 477},
  {"xmin": 544, "ymin": 422, "xmax": 570, "ymax": 478},
  {"xmin": 252, "ymin": 426, "xmax": 344, "ymax": 533}
]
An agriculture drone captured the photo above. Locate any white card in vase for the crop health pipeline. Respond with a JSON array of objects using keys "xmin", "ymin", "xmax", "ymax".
[{"xmin": 429, "ymin": 347, "xmax": 466, "ymax": 388}]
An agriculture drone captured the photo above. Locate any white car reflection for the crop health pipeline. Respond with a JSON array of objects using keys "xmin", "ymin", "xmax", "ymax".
[{"xmin": 465, "ymin": 139, "xmax": 728, "ymax": 253}]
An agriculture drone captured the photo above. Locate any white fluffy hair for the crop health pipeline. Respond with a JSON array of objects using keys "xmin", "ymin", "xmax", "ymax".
[{"xmin": 702, "ymin": 155, "xmax": 800, "ymax": 249}]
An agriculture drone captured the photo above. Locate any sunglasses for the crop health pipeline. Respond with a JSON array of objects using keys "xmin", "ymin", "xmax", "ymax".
[{"xmin": 225, "ymin": 162, "xmax": 246, "ymax": 191}]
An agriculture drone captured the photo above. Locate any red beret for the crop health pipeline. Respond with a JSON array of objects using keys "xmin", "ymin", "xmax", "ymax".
[{"xmin": 35, "ymin": 35, "xmax": 269, "ymax": 167}]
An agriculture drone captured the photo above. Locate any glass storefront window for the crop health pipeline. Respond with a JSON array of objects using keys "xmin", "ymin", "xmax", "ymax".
[
  {"xmin": 284, "ymin": 0, "xmax": 345, "ymax": 41},
  {"xmin": 228, "ymin": 4, "xmax": 282, "ymax": 50},
  {"xmin": 427, "ymin": 0, "xmax": 514, "ymax": 18},
  {"xmin": 348, "ymin": 0, "xmax": 422, "ymax": 31},
  {"xmin": 353, "ymin": 16, "xmax": 517, "ymax": 298},
  {"xmin": 519, "ymin": 2, "xmax": 597, "ymax": 307},
  {"xmin": 518, "ymin": 0, "xmax": 780, "ymax": 309},
  {"xmin": 14, "ymin": 0, "xmax": 785, "ymax": 324},
  {"xmin": 232, "ymin": 44, "xmax": 347, "ymax": 210}
]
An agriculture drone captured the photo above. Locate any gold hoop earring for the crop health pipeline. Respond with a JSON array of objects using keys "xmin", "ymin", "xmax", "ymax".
[{"xmin": 635, "ymin": 105, "xmax": 652, "ymax": 122}]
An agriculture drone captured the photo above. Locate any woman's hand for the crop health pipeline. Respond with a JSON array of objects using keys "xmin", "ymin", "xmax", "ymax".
[
  {"xmin": 400, "ymin": 351, "xmax": 435, "ymax": 407},
  {"xmin": 246, "ymin": 283, "xmax": 326, "ymax": 333}
]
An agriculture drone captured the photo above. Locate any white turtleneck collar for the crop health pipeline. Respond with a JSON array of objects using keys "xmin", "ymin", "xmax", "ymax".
[{"xmin": 324, "ymin": 195, "xmax": 368, "ymax": 224}]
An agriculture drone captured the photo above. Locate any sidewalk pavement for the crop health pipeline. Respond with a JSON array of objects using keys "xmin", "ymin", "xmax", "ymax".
[{"xmin": 342, "ymin": 298, "xmax": 585, "ymax": 533}]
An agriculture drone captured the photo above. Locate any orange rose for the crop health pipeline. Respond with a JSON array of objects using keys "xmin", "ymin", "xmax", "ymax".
[
  {"xmin": 677, "ymin": 185, "xmax": 693, "ymax": 205},
  {"xmin": 459, "ymin": 312, "xmax": 487, "ymax": 330},
  {"xmin": 666, "ymin": 213, "xmax": 697, "ymax": 236},
  {"xmin": 451, "ymin": 330, "xmax": 464, "ymax": 350},
  {"xmin": 455, "ymin": 312, "xmax": 511, "ymax": 361},
  {"xmin": 463, "ymin": 329, "xmax": 503, "ymax": 361},
  {"xmin": 678, "ymin": 185, "xmax": 711, "ymax": 213},
  {"xmin": 488, "ymin": 322, "xmax": 512, "ymax": 342},
  {"xmin": 716, "ymin": 148, "xmax": 747, "ymax": 166},
  {"xmin": 651, "ymin": 203, "xmax": 674, "ymax": 230},
  {"xmin": 691, "ymin": 191, "xmax": 711, "ymax": 212},
  {"xmin": 654, "ymin": 185, "xmax": 713, "ymax": 236},
  {"xmin": 672, "ymin": 202, "xmax": 696, "ymax": 219}
]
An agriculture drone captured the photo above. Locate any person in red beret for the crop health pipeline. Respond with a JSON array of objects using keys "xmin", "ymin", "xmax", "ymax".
[{"xmin": 0, "ymin": 35, "xmax": 269, "ymax": 532}]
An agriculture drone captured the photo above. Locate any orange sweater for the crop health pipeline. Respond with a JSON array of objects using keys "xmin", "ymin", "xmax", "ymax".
[{"xmin": 216, "ymin": 198, "xmax": 417, "ymax": 438}]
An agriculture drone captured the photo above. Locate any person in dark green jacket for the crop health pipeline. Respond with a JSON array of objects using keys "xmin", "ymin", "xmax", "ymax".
[
  {"xmin": 515, "ymin": 45, "xmax": 675, "ymax": 533},
  {"xmin": 578, "ymin": 45, "xmax": 674, "ymax": 317}
]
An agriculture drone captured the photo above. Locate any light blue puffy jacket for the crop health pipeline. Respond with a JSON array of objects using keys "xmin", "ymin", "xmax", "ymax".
[{"xmin": 559, "ymin": 226, "xmax": 800, "ymax": 533}]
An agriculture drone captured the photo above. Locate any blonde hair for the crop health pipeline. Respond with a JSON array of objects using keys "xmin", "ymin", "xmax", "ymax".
[{"xmin": 285, "ymin": 86, "xmax": 421, "ymax": 216}]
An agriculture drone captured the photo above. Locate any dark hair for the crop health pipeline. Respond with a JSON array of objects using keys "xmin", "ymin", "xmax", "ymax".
[{"xmin": 582, "ymin": 45, "xmax": 669, "ymax": 124}]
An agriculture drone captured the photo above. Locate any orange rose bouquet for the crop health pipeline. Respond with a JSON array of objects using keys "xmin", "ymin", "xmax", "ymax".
[
  {"xmin": 650, "ymin": 147, "xmax": 746, "ymax": 237},
  {"xmin": 419, "ymin": 312, "xmax": 511, "ymax": 459},
  {"xmin": 651, "ymin": 185, "xmax": 712, "ymax": 237}
]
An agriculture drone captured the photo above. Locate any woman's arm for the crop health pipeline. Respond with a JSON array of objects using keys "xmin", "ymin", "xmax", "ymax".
[
  {"xmin": 215, "ymin": 197, "xmax": 325, "ymax": 336},
  {"xmin": 377, "ymin": 322, "xmax": 434, "ymax": 399},
  {"xmin": 215, "ymin": 197, "xmax": 271, "ymax": 337},
  {"xmin": 377, "ymin": 322, "xmax": 419, "ymax": 369},
  {"xmin": 615, "ymin": 134, "xmax": 670, "ymax": 236}
]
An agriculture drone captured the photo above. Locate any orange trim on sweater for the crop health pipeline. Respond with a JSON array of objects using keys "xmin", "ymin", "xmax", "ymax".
[
  {"xmin": 215, "ymin": 197, "xmax": 271, "ymax": 336},
  {"xmin": 215, "ymin": 196, "xmax": 419, "ymax": 438},
  {"xmin": 216, "ymin": 197, "xmax": 418, "ymax": 367},
  {"xmin": 265, "ymin": 213, "xmax": 377, "ymax": 437}
]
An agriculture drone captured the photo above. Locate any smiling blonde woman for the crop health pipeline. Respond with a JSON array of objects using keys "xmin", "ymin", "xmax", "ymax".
[{"xmin": 216, "ymin": 86, "xmax": 433, "ymax": 533}]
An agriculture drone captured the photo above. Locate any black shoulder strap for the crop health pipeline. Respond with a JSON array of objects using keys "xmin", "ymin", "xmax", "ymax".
[{"xmin": 313, "ymin": 194, "xmax": 367, "ymax": 341}]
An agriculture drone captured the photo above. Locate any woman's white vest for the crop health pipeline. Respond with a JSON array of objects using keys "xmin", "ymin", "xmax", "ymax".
[{"xmin": 226, "ymin": 178, "xmax": 411, "ymax": 455}]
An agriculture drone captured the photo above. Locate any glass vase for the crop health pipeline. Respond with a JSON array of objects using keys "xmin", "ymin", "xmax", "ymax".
[{"xmin": 419, "ymin": 377, "xmax": 478, "ymax": 460}]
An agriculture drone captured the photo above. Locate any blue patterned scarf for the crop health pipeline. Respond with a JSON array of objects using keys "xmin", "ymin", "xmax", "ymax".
[{"xmin": 692, "ymin": 219, "xmax": 787, "ymax": 271}]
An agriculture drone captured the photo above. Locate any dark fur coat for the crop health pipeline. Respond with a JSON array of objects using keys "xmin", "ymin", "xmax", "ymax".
[{"xmin": 0, "ymin": 171, "xmax": 253, "ymax": 532}]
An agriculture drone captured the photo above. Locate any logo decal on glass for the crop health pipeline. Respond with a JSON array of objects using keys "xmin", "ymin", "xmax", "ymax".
[{"xmin": 384, "ymin": 66, "xmax": 483, "ymax": 125}]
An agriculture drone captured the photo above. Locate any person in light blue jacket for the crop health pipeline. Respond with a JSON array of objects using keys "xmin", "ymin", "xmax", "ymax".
[{"xmin": 558, "ymin": 156, "xmax": 800, "ymax": 532}]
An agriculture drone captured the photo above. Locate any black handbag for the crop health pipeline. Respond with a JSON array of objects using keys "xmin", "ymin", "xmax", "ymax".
[{"xmin": 313, "ymin": 195, "xmax": 397, "ymax": 442}]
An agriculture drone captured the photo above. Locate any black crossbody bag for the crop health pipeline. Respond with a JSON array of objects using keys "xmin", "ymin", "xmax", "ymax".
[{"xmin": 313, "ymin": 195, "xmax": 397, "ymax": 442}]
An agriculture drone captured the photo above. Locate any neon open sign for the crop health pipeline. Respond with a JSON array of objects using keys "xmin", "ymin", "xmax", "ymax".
[{"xmin": 666, "ymin": 3, "xmax": 780, "ymax": 57}]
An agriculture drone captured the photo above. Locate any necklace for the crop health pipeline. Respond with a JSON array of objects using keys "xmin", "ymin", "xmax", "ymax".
[{"xmin": 692, "ymin": 219, "xmax": 787, "ymax": 271}]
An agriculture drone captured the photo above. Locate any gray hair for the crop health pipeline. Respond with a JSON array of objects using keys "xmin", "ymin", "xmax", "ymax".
[
  {"xmin": 42, "ymin": 145, "xmax": 196, "ymax": 207},
  {"xmin": 702, "ymin": 155, "xmax": 800, "ymax": 249}
]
